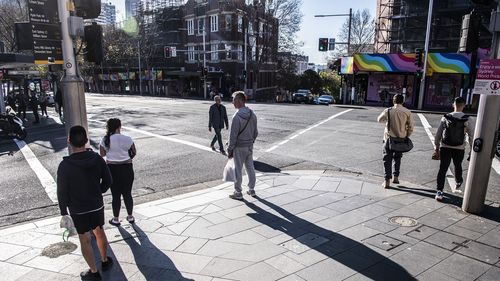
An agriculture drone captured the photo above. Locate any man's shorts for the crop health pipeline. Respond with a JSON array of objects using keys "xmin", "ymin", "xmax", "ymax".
[{"xmin": 71, "ymin": 208, "xmax": 105, "ymax": 235}]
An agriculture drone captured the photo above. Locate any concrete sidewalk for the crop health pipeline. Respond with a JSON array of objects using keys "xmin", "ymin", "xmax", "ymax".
[{"xmin": 0, "ymin": 171, "xmax": 499, "ymax": 281}]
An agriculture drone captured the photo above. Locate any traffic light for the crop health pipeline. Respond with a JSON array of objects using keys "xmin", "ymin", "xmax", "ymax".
[
  {"xmin": 318, "ymin": 38, "xmax": 328, "ymax": 52},
  {"xmin": 164, "ymin": 46, "xmax": 171, "ymax": 58},
  {"xmin": 459, "ymin": 11, "xmax": 481, "ymax": 53},
  {"xmin": 201, "ymin": 67, "xmax": 208, "ymax": 76},
  {"xmin": 415, "ymin": 48, "xmax": 423, "ymax": 68},
  {"xmin": 84, "ymin": 23, "xmax": 103, "ymax": 63},
  {"xmin": 416, "ymin": 71, "xmax": 423, "ymax": 79},
  {"xmin": 242, "ymin": 70, "xmax": 247, "ymax": 79},
  {"xmin": 74, "ymin": 0, "xmax": 101, "ymax": 19}
]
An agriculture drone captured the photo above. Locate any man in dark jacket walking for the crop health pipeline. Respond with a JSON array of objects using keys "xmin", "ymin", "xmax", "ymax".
[
  {"xmin": 57, "ymin": 126, "xmax": 113, "ymax": 280},
  {"xmin": 209, "ymin": 95, "xmax": 229, "ymax": 155}
]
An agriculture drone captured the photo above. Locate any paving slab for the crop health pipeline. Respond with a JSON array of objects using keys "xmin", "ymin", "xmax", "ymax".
[
  {"xmin": 425, "ymin": 231, "xmax": 469, "ymax": 251},
  {"xmin": 224, "ymin": 262, "xmax": 286, "ymax": 281},
  {"xmin": 199, "ymin": 257, "xmax": 253, "ymax": 277},
  {"xmin": 456, "ymin": 241, "xmax": 500, "ymax": 265},
  {"xmin": 431, "ymin": 253, "xmax": 491, "ymax": 281}
]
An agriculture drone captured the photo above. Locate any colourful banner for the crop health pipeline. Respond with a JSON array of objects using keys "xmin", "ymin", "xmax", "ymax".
[
  {"xmin": 118, "ymin": 73, "xmax": 128, "ymax": 80},
  {"xmin": 341, "ymin": 57, "xmax": 354, "ymax": 74},
  {"xmin": 427, "ymin": 53, "xmax": 470, "ymax": 74},
  {"xmin": 98, "ymin": 74, "xmax": 109, "ymax": 81},
  {"xmin": 110, "ymin": 74, "xmax": 119, "ymax": 81},
  {"xmin": 156, "ymin": 70, "xmax": 163, "ymax": 80},
  {"xmin": 129, "ymin": 72, "xmax": 136, "ymax": 80},
  {"xmin": 354, "ymin": 53, "xmax": 417, "ymax": 73}
]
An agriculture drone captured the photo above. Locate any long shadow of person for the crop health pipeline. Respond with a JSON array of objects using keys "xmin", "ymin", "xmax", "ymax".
[
  {"xmin": 118, "ymin": 225, "xmax": 194, "ymax": 281},
  {"xmin": 91, "ymin": 241, "xmax": 128, "ymax": 281},
  {"xmin": 244, "ymin": 197, "xmax": 416, "ymax": 281}
]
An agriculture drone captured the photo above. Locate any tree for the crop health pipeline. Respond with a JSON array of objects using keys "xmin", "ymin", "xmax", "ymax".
[
  {"xmin": 0, "ymin": 0, "xmax": 28, "ymax": 52},
  {"xmin": 276, "ymin": 56, "xmax": 299, "ymax": 91},
  {"xmin": 320, "ymin": 71, "xmax": 341, "ymax": 99},
  {"xmin": 336, "ymin": 9, "xmax": 375, "ymax": 55},
  {"xmin": 299, "ymin": 69, "xmax": 323, "ymax": 95},
  {"xmin": 263, "ymin": 0, "xmax": 304, "ymax": 52}
]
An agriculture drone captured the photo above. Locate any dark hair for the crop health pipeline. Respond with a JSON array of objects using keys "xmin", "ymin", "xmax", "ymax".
[
  {"xmin": 69, "ymin": 126, "xmax": 88, "ymax": 148},
  {"xmin": 104, "ymin": 118, "xmax": 121, "ymax": 148},
  {"xmin": 393, "ymin": 94, "xmax": 404, "ymax": 104},
  {"xmin": 454, "ymin": 97, "xmax": 466, "ymax": 105}
]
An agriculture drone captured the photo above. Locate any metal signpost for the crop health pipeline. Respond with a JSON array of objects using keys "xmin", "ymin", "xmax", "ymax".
[{"xmin": 28, "ymin": 0, "xmax": 63, "ymax": 65}]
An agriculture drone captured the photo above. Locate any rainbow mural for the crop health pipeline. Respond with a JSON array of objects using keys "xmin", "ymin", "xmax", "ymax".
[
  {"xmin": 427, "ymin": 53, "xmax": 470, "ymax": 74},
  {"xmin": 354, "ymin": 54, "xmax": 417, "ymax": 73},
  {"xmin": 341, "ymin": 57, "xmax": 354, "ymax": 74}
]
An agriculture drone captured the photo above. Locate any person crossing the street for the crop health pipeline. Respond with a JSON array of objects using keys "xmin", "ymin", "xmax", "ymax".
[{"xmin": 209, "ymin": 95, "xmax": 229, "ymax": 155}]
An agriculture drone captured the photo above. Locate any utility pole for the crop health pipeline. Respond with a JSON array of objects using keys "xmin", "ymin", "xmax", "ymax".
[
  {"xmin": 57, "ymin": 0, "xmax": 88, "ymax": 153},
  {"xmin": 462, "ymin": 3, "xmax": 500, "ymax": 214},
  {"xmin": 417, "ymin": 0, "xmax": 434, "ymax": 110},
  {"xmin": 244, "ymin": 27, "xmax": 248, "ymax": 92},
  {"xmin": 138, "ymin": 40, "xmax": 143, "ymax": 96},
  {"xmin": 347, "ymin": 8, "xmax": 352, "ymax": 55}
]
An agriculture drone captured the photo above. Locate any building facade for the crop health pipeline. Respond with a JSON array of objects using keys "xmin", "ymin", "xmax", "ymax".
[
  {"xmin": 95, "ymin": 2, "xmax": 116, "ymax": 25},
  {"xmin": 375, "ymin": 0, "xmax": 495, "ymax": 53}
]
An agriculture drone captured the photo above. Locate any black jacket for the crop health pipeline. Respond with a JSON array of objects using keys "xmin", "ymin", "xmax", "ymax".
[
  {"xmin": 209, "ymin": 103, "xmax": 229, "ymax": 129},
  {"xmin": 57, "ymin": 150, "xmax": 112, "ymax": 215}
]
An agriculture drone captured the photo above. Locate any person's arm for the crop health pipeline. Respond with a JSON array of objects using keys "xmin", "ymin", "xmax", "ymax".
[
  {"xmin": 224, "ymin": 107, "xmax": 229, "ymax": 129},
  {"xmin": 56, "ymin": 164, "xmax": 69, "ymax": 216},
  {"xmin": 434, "ymin": 118, "xmax": 445, "ymax": 150},
  {"xmin": 406, "ymin": 112, "xmax": 415, "ymax": 137},
  {"xmin": 227, "ymin": 116, "xmax": 240, "ymax": 158},
  {"xmin": 208, "ymin": 106, "xmax": 213, "ymax": 130},
  {"xmin": 377, "ymin": 109, "xmax": 388, "ymax": 123},
  {"xmin": 100, "ymin": 157, "xmax": 113, "ymax": 193},
  {"xmin": 129, "ymin": 143, "xmax": 137, "ymax": 159},
  {"xmin": 99, "ymin": 146, "xmax": 107, "ymax": 157},
  {"xmin": 465, "ymin": 119, "xmax": 473, "ymax": 148},
  {"xmin": 253, "ymin": 113, "xmax": 258, "ymax": 142}
]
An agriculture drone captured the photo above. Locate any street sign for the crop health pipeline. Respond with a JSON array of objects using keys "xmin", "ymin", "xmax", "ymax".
[
  {"xmin": 28, "ymin": 0, "xmax": 63, "ymax": 65},
  {"xmin": 329, "ymin": 38, "xmax": 335, "ymax": 51},
  {"xmin": 473, "ymin": 59, "xmax": 500, "ymax": 95},
  {"xmin": 171, "ymin": 47, "xmax": 177, "ymax": 58}
]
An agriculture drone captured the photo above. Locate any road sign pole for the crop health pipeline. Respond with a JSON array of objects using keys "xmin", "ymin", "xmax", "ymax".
[
  {"xmin": 462, "ymin": 5, "xmax": 500, "ymax": 214},
  {"xmin": 57, "ymin": 0, "xmax": 88, "ymax": 153}
]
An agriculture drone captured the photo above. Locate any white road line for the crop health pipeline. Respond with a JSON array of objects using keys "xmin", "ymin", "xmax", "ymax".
[
  {"xmin": 417, "ymin": 113, "xmax": 459, "ymax": 193},
  {"xmin": 265, "ymin": 109, "xmax": 353, "ymax": 153},
  {"xmin": 13, "ymin": 139, "xmax": 58, "ymax": 203},
  {"xmin": 493, "ymin": 158, "xmax": 500, "ymax": 175},
  {"xmin": 89, "ymin": 119, "xmax": 215, "ymax": 153}
]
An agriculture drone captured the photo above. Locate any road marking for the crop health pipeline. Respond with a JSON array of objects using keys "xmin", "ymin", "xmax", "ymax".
[
  {"xmin": 417, "ymin": 114, "xmax": 459, "ymax": 193},
  {"xmin": 493, "ymin": 158, "xmax": 500, "ymax": 175},
  {"xmin": 265, "ymin": 109, "xmax": 353, "ymax": 153},
  {"xmin": 13, "ymin": 139, "xmax": 58, "ymax": 203},
  {"xmin": 89, "ymin": 119, "xmax": 215, "ymax": 153}
]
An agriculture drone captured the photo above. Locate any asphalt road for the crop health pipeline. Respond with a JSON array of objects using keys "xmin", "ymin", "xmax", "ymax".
[{"xmin": 0, "ymin": 94, "xmax": 498, "ymax": 227}]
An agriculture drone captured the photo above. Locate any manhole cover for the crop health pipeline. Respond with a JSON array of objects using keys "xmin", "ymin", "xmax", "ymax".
[
  {"xmin": 41, "ymin": 241, "xmax": 78, "ymax": 258},
  {"xmin": 388, "ymin": 216, "xmax": 418, "ymax": 227}
]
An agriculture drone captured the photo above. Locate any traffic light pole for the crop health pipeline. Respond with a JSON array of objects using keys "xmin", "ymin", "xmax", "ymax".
[
  {"xmin": 462, "ymin": 5, "xmax": 500, "ymax": 214},
  {"xmin": 57, "ymin": 0, "xmax": 88, "ymax": 153},
  {"xmin": 203, "ymin": 28, "xmax": 207, "ymax": 100},
  {"xmin": 417, "ymin": 0, "xmax": 434, "ymax": 110}
]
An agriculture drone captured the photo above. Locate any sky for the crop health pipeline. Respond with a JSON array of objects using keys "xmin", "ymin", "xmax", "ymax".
[
  {"xmin": 298, "ymin": 0, "xmax": 377, "ymax": 65},
  {"xmin": 108, "ymin": 0, "xmax": 377, "ymax": 65}
]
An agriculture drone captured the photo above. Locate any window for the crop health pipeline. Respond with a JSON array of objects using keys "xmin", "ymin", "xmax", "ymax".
[
  {"xmin": 259, "ymin": 22, "xmax": 264, "ymax": 37},
  {"xmin": 188, "ymin": 46, "xmax": 195, "ymax": 61},
  {"xmin": 248, "ymin": 23, "xmax": 253, "ymax": 35},
  {"xmin": 238, "ymin": 45, "xmax": 243, "ymax": 61},
  {"xmin": 225, "ymin": 44, "xmax": 232, "ymax": 59},
  {"xmin": 225, "ymin": 15, "xmax": 232, "ymax": 31},
  {"xmin": 210, "ymin": 15, "xmax": 218, "ymax": 32},
  {"xmin": 211, "ymin": 44, "xmax": 218, "ymax": 61},
  {"xmin": 237, "ymin": 15, "xmax": 243, "ymax": 32},
  {"xmin": 197, "ymin": 18, "xmax": 205, "ymax": 34},
  {"xmin": 250, "ymin": 37, "xmax": 256, "ymax": 60},
  {"xmin": 187, "ymin": 19, "xmax": 194, "ymax": 35}
]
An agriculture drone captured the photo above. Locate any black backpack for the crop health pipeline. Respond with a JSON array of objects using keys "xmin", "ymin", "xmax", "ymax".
[{"xmin": 442, "ymin": 114, "xmax": 468, "ymax": 146}]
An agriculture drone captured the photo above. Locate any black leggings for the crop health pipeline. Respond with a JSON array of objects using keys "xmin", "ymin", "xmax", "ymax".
[{"xmin": 108, "ymin": 163, "xmax": 134, "ymax": 218}]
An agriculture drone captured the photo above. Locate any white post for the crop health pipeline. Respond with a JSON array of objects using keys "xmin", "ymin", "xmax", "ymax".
[
  {"xmin": 417, "ymin": 0, "xmax": 434, "ymax": 110},
  {"xmin": 0, "ymin": 81, "xmax": 5, "ymax": 114},
  {"xmin": 244, "ymin": 28, "xmax": 248, "ymax": 92},
  {"xmin": 57, "ymin": 0, "xmax": 88, "ymax": 152},
  {"xmin": 152, "ymin": 67, "xmax": 155, "ymax": 95},
  {"xmin": 138, "ymin": 41, "xmax": 143, "ymax": 95}
]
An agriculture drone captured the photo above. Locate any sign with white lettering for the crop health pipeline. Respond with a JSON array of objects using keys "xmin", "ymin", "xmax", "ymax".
[
  {"xmin": 28, "ymin": 0, "xmax": 63, "ymax": 64},
  {"xmin": 473, "ymin": 59, "xmax": 500, "ymax": 95}
]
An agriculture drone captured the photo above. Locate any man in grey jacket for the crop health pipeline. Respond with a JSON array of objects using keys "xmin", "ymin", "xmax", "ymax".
[
  {"xmin": 228, "ymin": 91, "xmax": 258, "ymax": 200},
  {"xmin": 209, "ymin": 95, "xmax": 229, "ymax": 155}
]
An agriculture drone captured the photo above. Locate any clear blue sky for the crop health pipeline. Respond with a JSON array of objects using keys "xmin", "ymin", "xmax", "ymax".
[
  {"xmin": 109, "ymin": 0, "xmax": 377, "ymax": 64},
  {"xmin": 298, "ymin": 0, "xmax": 376, "ymax": 64}
]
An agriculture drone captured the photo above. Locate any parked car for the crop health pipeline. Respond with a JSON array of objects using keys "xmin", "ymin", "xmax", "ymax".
[
  {"xmin": 293, "ymin": 89, "xmax": 314, "ymax": 104},
  {"xmin": 317, "ymin": 95, "xmax": 334, "ymax": 105}
]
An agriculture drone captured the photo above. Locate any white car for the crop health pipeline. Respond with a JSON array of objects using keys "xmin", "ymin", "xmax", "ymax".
[{"xmin": 317, "ymin": 95, "xmax": 334, "ymax": 105}]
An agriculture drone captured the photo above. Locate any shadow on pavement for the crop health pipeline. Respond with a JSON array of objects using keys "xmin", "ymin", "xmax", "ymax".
[
  {"xmin": 253, "ymin": 161, "xmax": 281, "ymax": 173},
  {"xmin": 244, "ymin": 197, "xmax": 416, "ymax": 281},
  {"xmin": 392, "ymin": 185, "xmax": 500, "ymax": 223},
  {"xmin": 118, "ymin": 225, "xmax": 194, "ymax": 281},
  {"xmin": 95, "ymin": 242, "xmax": 128, "ymax": 281}
]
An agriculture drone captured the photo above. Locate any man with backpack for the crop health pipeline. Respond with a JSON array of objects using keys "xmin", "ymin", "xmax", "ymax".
[{"xmin": 434, "ymin": 97, "xmax": 473, "ymax": 201}]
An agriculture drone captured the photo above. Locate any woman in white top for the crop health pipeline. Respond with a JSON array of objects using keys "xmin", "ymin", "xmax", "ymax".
[{"xmin": 99, "ymin": 118, "xmax": 137, "ymax": 226}]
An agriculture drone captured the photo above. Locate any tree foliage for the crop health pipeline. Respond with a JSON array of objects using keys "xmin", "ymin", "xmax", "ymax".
[
  {"xmin": 319, "ymin": 71, "xmax": 341, "ymax": 99},
  {"xmin": 264, "ymin": 0, "xmax": 303, "ymax": 52},
  {"xmin": 299, "ymin": 69, "xmax": 323, "ymax": 95},
  {"xmin": 0, "ymin": 0, "xmax": 28, "ymax": 52},
  {"xmin": 336, "ymin": 9, "xmax": 375, "ymax": 55}
]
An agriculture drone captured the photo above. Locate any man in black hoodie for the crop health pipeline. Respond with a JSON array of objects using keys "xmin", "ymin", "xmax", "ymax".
[
  {"xmin": 57, "ymin": 126, "xmax": 113, "ymax": 281},
  {"xmin": 209, "ymin": 95, "xmax": 229, "ymax": 155}
]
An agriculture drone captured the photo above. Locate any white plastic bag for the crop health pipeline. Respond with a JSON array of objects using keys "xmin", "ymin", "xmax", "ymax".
[
  {"xmin": 60, "ymin": 215, "xmax": 77, "ymax": 239},
  {"xmin": 222, "ymin": 159, "xmax": 236, "ymax": 182}
]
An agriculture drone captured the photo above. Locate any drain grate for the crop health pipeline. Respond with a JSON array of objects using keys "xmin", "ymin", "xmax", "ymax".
[
  {"xmin": 388, "ymin": 216, "xmax": 418, "ymax": 227},
  {"xmin": 41, "ymin": 241, "xmax": 78, "ymax": 258}
]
